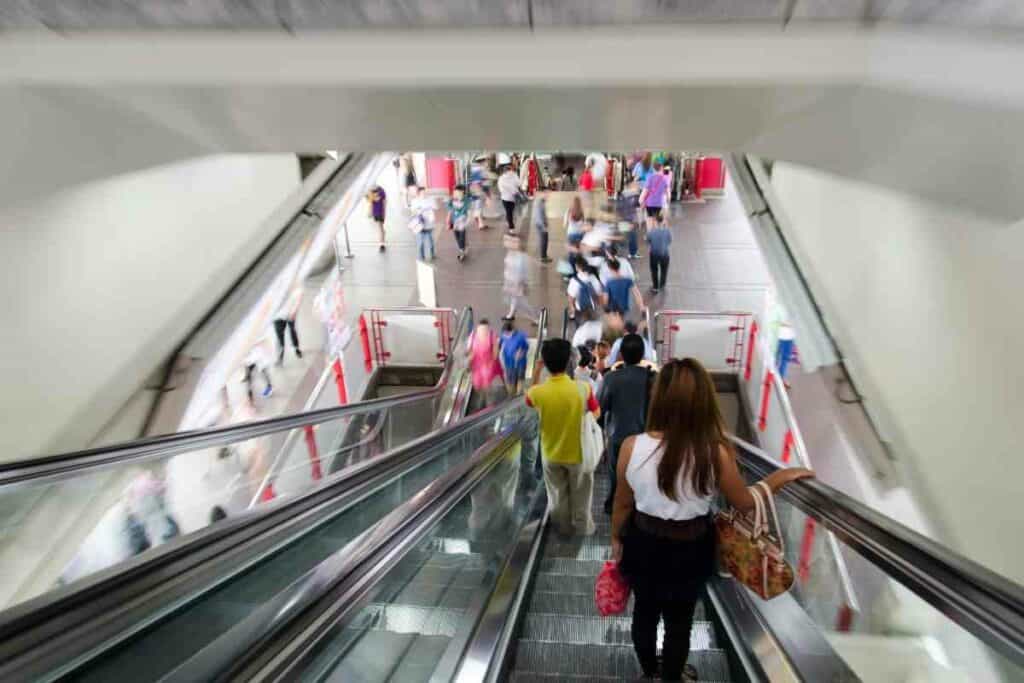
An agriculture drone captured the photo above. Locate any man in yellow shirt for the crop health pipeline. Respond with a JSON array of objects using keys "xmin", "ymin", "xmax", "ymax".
[{"xmin": 526, "ymin": 339, "xmax": 600, "ymax": 536}]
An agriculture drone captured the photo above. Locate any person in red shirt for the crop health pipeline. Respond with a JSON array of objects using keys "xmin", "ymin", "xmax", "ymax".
[{"xmin": 578, "ymin": 160, "xmax": 595, "ymax": 192}]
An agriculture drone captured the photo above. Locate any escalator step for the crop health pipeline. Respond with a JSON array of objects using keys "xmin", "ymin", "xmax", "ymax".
[
  {"xmin": 541, "ymin": 535, "xmax": 613, "ymax": 562},
  {"xmin": 511, "ymin": 641, "xmax": 731, "ymax": 681},
  {"xmin": 525, "ymin": 581, "xmax": 706, "ymax": 621},
  {"xmin": 537, "ymin": 557, "xmax": 605, "ymax": 577},
  {"xmin": 520, "ymin": 613, "xmax": 716, "ymax": 651}
]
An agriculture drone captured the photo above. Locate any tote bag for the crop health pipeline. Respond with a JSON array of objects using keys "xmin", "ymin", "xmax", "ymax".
[
  {"xmin": 577, "ymin": 381, "xmax": 602, "ymax": 473},
  {"xmin": 715, "ymin": 481, "xmax": 794, "ymax": 600}
]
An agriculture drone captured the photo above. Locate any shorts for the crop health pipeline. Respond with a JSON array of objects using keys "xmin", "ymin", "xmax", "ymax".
[
  {"xmin": 567, "ymin": 232, "xmax": 584, "ymax": 246},
  {"xmin": 645, "ymin": 206, "xmax": 662, "ymax": 218},
  {"xmin": 505, "ymin": 364, "xmax": 526, "ymax": 385}
]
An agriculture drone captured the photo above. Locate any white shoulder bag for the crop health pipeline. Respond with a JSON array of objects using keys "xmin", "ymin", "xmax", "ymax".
[{"xmin": 577, "ymin": 380, "xmax": 603, "ymax": 472}]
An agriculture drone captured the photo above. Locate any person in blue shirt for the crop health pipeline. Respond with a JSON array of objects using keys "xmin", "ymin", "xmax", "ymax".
[
  {"xmin": 603, "ymin": 259, "xmax": 646, "ymax": 322},
  {"xmin": 646, "ymin": 221, "xmax": 673, "ymax": 293},
  {"xmin": 499, "ymin": 321, "xmax": 531, "ymax": 394},
  {"xmin": 608, "ymin": 320, "xmax": 658, "ymax": 366}
]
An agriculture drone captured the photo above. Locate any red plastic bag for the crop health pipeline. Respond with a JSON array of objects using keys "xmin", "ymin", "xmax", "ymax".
[{"xmin": 594, "ymin": 561, "xmax": 630, "ymax": 616}]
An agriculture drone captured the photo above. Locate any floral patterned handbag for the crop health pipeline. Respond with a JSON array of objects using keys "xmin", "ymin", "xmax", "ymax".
[{"xmin": 715, "ymin": 481, "xmax": 794, "ymax": 600}]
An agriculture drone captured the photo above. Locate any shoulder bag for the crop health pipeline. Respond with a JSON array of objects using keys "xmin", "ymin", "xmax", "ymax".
[
  {"xmin": 715, "ymin": 481, "xmax": 794, "ymax": 600},
  {"xmin": 577, "ymin": 380, "xmax": 603, "ymax": 473}
]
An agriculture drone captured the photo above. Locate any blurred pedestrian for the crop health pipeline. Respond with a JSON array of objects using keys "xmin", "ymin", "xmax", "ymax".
[
  {"xmin": 447, "ymin": 184, "xmax": 471, "ymax": 261},
  {"xmin": 498, "ymin": 165, "xmax": 522, "ymax": 233},
  {"xmin": 409, "ymin": 186, "xmax": 436, "ymax": 262},
  {"xmin": 532, "ymin": 184, "xmax": 552, "ymax": 263},
  {"xmin": 503, "ymin": 235, "xmax": 539, "ymax": 325},
  {"xmin": 367, "ymin": 185, "xmax": 387, "ymax": 251}
]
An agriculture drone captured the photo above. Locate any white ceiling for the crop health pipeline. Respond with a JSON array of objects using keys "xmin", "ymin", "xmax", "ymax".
[{"xmin": 1, "ymin": 25, "xmax": 1022, "ymax": 221}]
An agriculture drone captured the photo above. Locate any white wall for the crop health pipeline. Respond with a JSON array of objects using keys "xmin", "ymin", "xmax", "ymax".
[
  {"xmin": 0, "ymin": 154, "xmax": 300, "ymax": 460},
  {"xmin": 770, "ymin": 162, "xmax": 1024, "ymax": 583}
]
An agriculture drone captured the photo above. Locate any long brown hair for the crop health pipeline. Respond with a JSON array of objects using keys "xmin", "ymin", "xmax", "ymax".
[
  {"xmin": 645, "ymin": 358, "xmax": 728, "ymax": 499},
  {"xmin": 568, "ymin": 196, "xmax": 584, "ymax": 222}
]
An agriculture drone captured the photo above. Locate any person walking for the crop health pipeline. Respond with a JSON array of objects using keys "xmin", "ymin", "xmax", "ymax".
[
  {"xmin": 273, "ymin": 286, "xmax": 303, "ymax": 365},
  {"xmin": 503, "ymin": 236, "xmax": 539, "ymax": 324},
  {"xmin": 611, "ymin": 358, "xmax": 813, "ymax": 681},
  {"xmin": 447, "ymin": 184, "xmax": 472, "ymax": 261},
  {"xmin": 563, "ymin": 196, "xmax": 586, "ymax": 251},
  {"xmin": 647, "ymin": 218, "xmax": 672, "ymax": 294},
  {"xmin": 638, "ymin": 161, "xmax": 668, "ymax": 230},
  {"xmin": 567, "ymin": 257, "xmax": 605, "ymax": 322},
  {"xmin": 603, "ymin": 259, "xmax": 646, "ymax": 324},
  {"xmin": 409, "ymin": 186, "xmax": 436, "ymax": 262},
  {"xmin": 531, "ymin": 184, "xmax": 552, "ymax": 263},
  {"xmin": 526, "ymin": 339, "xmax": 601, "ymax": 536},
  {"xmin": 367, "ymin": 185, "xmax": 387, "ymax": 251},
  {"xmin": 498, "ymin": 165, "xmax": 522, "ymax": 233},
  {"xmin": 597, "ymin": 334, "xmax": 655, "ymax": 514},
  {"xmin": 499, "ymin": 320, "xmax": 530, "ymax": 394},
  {"xmin": 467, "ymin": 319, "xmax": 502, "ymax": 411}
]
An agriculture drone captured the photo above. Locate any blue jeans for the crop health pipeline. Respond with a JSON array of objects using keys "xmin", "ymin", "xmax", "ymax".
[
  {"xmin": 627, "ymin": 229, "xmax": 639, "ymax": 257},
  {"xmin": 417, "ymin": 230, "xmax": 435, "ymax": 261}
]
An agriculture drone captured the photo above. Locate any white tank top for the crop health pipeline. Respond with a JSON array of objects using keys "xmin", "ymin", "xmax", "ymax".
[{"xmin": 626, "ymin": 433, "xmax": 714, "ymax": 521}]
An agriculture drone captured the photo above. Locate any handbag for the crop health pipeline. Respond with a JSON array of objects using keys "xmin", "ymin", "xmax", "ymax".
[
  {"xmin": 577, "ymin": 381, "xmax": 602, "ymax": 473},
  {"xmin": 715, "ymin": 481, "xmax": 794, "ymax": 600},
  {"xmin": 594, "ymin": 560, "xmax": 630, "ymax": 616}
]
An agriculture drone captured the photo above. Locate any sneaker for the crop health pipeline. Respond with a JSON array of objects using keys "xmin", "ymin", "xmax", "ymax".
[
  {"xmin": 262, "ymin": 386, "xmax": 273, "ymax": 398},
  {"xmin": 295, "ymin": 348, "xmax": 303, "ymax": 359}
]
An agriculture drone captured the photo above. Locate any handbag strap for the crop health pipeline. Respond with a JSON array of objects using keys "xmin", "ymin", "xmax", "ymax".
[
  {"xmin": 747, "ymin": 484, "xmax": 766, "ymax": 539},
  {"xmin": 755, "ymin": 481, "xmax": 785, "ymax": 556}
]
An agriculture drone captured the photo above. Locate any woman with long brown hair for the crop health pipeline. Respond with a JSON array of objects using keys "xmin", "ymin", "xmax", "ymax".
[
  {"xmin": 611, "ymin": 358, "xmax": 812, "ymax": 681},
  {"xmin": 563, "ymin": 195, "xmax": 586, "ymax": 250}
]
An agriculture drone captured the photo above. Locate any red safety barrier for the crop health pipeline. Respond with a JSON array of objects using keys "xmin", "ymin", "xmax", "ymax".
[
  {"xmin": 332, "ymin": 357, "xmax": 349, "ymax": 405},
  {"xmin": 744, "ymin": 320, "xmax": 758, "ymax": 381},
  {"xmin": 358, "ymin": 314, "xmax": 372, "ymax": 373},
  {"xmin": 835, "ymin": 604, "xmax": 855, "ymax": 632},
  {"xmin": 781, "ymin": 430, "xmax": 794, "ymax": 464},
  {"xmin": 758, "ymin": 370, "xmax": 773, "ymax": 432},
  {"xmin": 798, "ymin": 518, "xmax": 816, "ymax": 583},
  {"xmin": 259, "ymin": 482, "xmax": 276, "ymax": 502},
  {"xmin": 304, "ymin": 425, "xmax": 322, "ymax": 481}
]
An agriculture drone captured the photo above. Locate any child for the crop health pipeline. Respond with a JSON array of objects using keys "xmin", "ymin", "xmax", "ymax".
[{"xmin": 447, "ymin": 184, "xmax": 471, "ymax": 261}]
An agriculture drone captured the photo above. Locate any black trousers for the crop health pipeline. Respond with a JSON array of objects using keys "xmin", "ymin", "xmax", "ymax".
[
  {"xmin": 650, "ymin": 252, "xmax": 670, "ymax": 290},
  {"xmin": 502, "ymin": 200, "xmax": 516, "ymax": 231},
  {"xmin": 536, "ymin": 229, "xmax": 549, "ymax": 259},
  {"xmin": 274, "ymin": 318, "xmax": 300, "ymax": 359},
  {"xmin": 454, "ymin": 229, "xmax": 467, "ymax": 251},
  {"xmin": 621, "ymin": 523, "xmax": 715, "ymax": 681},
  {"xmin": 604, "ymin": 438, "xmax": 625, "ymax": 509}
]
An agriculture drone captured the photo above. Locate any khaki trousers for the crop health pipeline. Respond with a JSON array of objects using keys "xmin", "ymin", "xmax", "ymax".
[{"xmin": 542, "ymin": 460, "xmax": 595, "ymax": 535}]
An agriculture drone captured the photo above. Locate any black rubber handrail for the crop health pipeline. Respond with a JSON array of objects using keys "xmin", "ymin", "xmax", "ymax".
[
  {"xmin": 0, "ymin": 308, "xmax": 473, "ymax": 489},
  {"xmin": 731, "ymin": 434, "xmax": 1024, "ymax": 666}
]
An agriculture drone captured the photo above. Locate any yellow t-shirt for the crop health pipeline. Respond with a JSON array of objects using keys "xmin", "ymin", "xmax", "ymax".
[{"xmin": 526, "ymin": 374, "xmax": 597, "ymax": 465}]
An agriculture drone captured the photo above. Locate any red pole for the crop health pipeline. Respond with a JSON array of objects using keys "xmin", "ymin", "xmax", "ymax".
[
  {"xmin": 358, "ymin": 313, "xmax": 372, "ymax": 373},
  {"xmin": 744, "ymin": 320, "xmax": 758, "ymax": 381},
  {"xmin": 332, "ymin": 357, "xmax": 349, "ymax": 405},
  {"xmin": 798, "ymin": 518, "xmax": 816, "ymax": 583},
  {"xmin": 781, "ymin": 430, "xmax": 794, "ymax": 464},
  {"xmin": 304, "ymin": 425, "xmax": 322, "ymax": 481},
  {"xmin": 758, "ymin": 370, "xmax": 773, "ymax": 432}
]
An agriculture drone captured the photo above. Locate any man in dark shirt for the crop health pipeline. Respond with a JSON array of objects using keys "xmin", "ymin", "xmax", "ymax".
[{"xmin": 598, "ymin": 334, "xmax": 656, "ymax": 513}]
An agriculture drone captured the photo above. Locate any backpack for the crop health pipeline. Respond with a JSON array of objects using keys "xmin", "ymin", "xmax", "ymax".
[{"xmin": 573, "ymin": 275, "xmax": 595, "ymax": 312}]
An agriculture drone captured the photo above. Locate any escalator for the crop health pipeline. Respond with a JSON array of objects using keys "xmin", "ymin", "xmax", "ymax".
[
  {"xmin": 0, "ymin": 308, "xmax": 547, "ymax": 681},
  {"xmin": 131, "ymin": 373, "xmax": 1020, "ymax": 682},
  {"xmin": 3, "ymin": 313, "xmax": 1022, "ymax": 681}
]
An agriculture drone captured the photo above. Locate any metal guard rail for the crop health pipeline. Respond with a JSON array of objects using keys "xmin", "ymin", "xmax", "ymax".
[
  {"xmin": 730, "ymin": 435, "xmax": 1024, "ymax": 666},
  {"xmin": 0, "ymin": 307, "xmax": 474, "ymax": 490}
]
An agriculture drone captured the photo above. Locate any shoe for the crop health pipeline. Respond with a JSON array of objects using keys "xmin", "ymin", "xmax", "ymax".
[
  {"xmin": 295, "ymin": 348, "xmax": 303, "ymax": 359},
  {"xmin": 502, "ymin": 315, "xmax": 515, "ymax": 322},
  {"xmin": 650, "ymin": 288, "xmax": 659, "ymax": 294},
  {"xmin": 379, "ymin": 243, "xmax": 386, "ymax": 252},
  {"xmin": 262, "ymin": 386, "xmax": 273, "ymax": 398}
]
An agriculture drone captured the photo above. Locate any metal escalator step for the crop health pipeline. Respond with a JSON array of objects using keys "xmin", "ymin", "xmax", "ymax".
[
  {"xmin": 541, "ymin": 535, "xmax": 613, "ymax": 562},
  {"xmin": 512, "ymin": 641, "xmax": 731, "ymax": 681},
  {"xmin": 509, "ymin": 673, "xmax": 622, "ymax": 682},
  {"xmin": 537, "ymin": 556, "xmax": 605, "ymax": 577},
  {"xmin": 520, "ymin": 613, "xmax": 716, "ymax": 651},
  {"xmin": 524, "ymin": 591, "xmax": 602, "ymax": 617}
]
